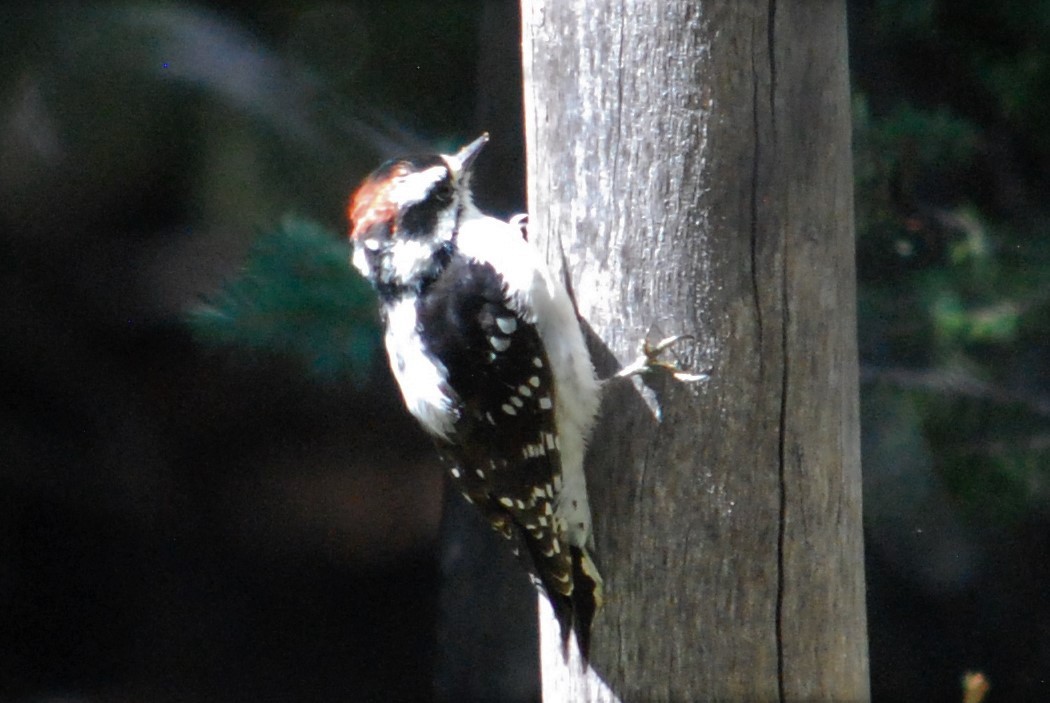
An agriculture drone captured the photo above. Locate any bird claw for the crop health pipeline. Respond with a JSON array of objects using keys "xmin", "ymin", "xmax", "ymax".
[{"xmin": 614, "ymin": 334, "xmax": 709, "ymax": 383}]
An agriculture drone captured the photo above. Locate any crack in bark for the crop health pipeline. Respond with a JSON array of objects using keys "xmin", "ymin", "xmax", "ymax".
[
  {"xmin": 776, "ymin": 260, "xmax": 788, "ymax": 703},
  {"xmin": 750, "ymin": 6, "xmax": 785, "ymax": 695},
  {"xmin": 763, "ymin": 2, "xmax": 786, "ymax": 701}
]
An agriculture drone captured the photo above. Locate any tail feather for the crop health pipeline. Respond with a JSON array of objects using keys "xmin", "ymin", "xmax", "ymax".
[
  {"xmin": 507, "ymin": 510, "xmax": 603, "ymax": 663},
  {"xmin": 548, "ymin": 588, "xmax": 575, "ymax": 660},
  {"xmin": 569, "ymin": 546, "xmax": 603, "ymax": 662},
  {"xmin": 536, "ymin": 547, "xmax": 603, "ymax": 663}
]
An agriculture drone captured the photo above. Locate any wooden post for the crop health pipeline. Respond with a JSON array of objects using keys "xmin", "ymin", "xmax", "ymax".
[{"xmin": 521, "ymin": 1, "xmax": 869, "ymax": 700}]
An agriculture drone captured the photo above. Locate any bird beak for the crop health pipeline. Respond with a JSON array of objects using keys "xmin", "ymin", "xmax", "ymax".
[{"xmin": 451, "ymin": 133, "xmax": 489, "ymax": 174}]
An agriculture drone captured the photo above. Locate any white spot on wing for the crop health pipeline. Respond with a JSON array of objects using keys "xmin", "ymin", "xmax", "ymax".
[
  {"xmin": 501, "ymin": 403, "xmax": 517, "ymax": 416},
  {"xmin": 522, "ymin": 443, "xmax": 545, "ymax": 458},
  {"xmin": 489, "ymin": 335, "xmax": 511, "ymax": 352},
  {"xmin": 518, "ymin": 385, "xmax": 532, "ymax": 397},
  {"xmin": 455, "ymin": 208, "xmax": 602, "ymax": 554},
  {"xmin": 538, "ymin": 396, "xmax": 553, "ymax": 410},
  {"xmin": 528, "ymin": 376, "xmax": 541, "ymax": 388},
  {"xmin": 496, "ymin": 316, "xmax": 517, "ymax": 334},
  {"xmin": 510, "ymin": 395, "xmax": 524, "ymax": 408}
]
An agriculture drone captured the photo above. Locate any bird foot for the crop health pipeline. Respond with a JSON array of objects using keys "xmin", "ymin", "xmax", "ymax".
[{"xmin": 614, "ymin": 334, "xmax": 709, "ymax": 383}]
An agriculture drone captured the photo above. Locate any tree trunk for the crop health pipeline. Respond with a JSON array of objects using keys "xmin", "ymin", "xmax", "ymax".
[{"xmin": 521, "ymin": 1, "xmax": 869, "ymax": 701}]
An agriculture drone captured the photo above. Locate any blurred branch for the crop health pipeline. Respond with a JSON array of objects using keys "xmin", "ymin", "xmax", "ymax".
[
  {"xmin": 860, "ymin": 365, "xmax": 1050, "ymax": 419},
  {"xmin": 957, "ymin": 434, "xmax": 1050, "ymax": 457}
]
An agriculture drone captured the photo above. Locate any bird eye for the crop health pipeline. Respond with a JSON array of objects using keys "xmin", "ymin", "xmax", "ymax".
[{"xmin": 431, "ymin": 177, "xmax": 455, "ymax": 204}]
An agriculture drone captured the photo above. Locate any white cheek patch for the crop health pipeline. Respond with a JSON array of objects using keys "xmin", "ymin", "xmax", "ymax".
[
  {"xmin": 390, "ymin": 166, "xmax": 448, "ymax": 207},
  {"xmin": 386, "ymin": 238, "xmax": 443, "ymax": 284},
  {"xmin": 433, "ymin": 206, "xmax": 457, "ymax": 242}
]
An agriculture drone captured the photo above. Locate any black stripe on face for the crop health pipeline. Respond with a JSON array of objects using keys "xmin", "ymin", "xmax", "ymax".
[
  {"xmin": 399, "ymin": 181, "xmax": 453, "ymax": 236},
  {"xmin": 398, "ymin": 161, "xmax": 455, "ymax": 239}
]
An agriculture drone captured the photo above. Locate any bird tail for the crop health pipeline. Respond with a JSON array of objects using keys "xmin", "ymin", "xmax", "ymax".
[
  {"xmin": 518, "ymin": 525, "xmax": 604, "ymax": 663},
  {"xmin": 550, "ymin": 546, "xmax": 603, "ymax": 663}
]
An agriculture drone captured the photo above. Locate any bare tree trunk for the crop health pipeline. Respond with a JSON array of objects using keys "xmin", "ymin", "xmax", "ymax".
[{"xmin": 521, "ymin": 1, "xmax": 869, "ymax": 701}]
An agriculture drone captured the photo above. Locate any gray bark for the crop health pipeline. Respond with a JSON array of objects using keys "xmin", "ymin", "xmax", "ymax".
[{"xmin": 521, "ymin": 1, "xmax": 869, "ymax": 701}]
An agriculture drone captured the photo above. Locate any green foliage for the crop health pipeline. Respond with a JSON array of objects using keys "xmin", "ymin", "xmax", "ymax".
[
  {"xmin": 852, "ymin": 95, "xmax": 980, "ymax": 249},
  {"xmin": 866, "ymin": 1, "xmax": 1050, "ymax": 157},
  {"xmin": 854, "ymin": 1, "xmax": 1050, "ymax": 525},
  {"xmin": 189, "ymin": 216, "xmax": 381, "ymax": 382}
]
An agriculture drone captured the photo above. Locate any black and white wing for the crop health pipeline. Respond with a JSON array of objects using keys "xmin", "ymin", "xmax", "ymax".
[{"xmin": 415, "ymin": 254, "xmax": 579, "ymax": 623}]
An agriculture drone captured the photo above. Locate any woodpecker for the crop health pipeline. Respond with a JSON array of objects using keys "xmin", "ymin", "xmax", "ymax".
[{"xmin": 347, "ymin": 134, "xmax": 701, "ymax": 660}]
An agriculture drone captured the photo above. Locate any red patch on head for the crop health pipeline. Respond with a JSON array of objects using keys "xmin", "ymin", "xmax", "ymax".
[{"xmin": 347, "ymin": 162, "xmax": 409, "ymax": 241}]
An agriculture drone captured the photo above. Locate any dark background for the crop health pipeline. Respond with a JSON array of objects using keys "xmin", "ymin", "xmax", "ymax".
[{"xmin": 1, "ymin": 1, "xmax": 1048, "ymax": 701}]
